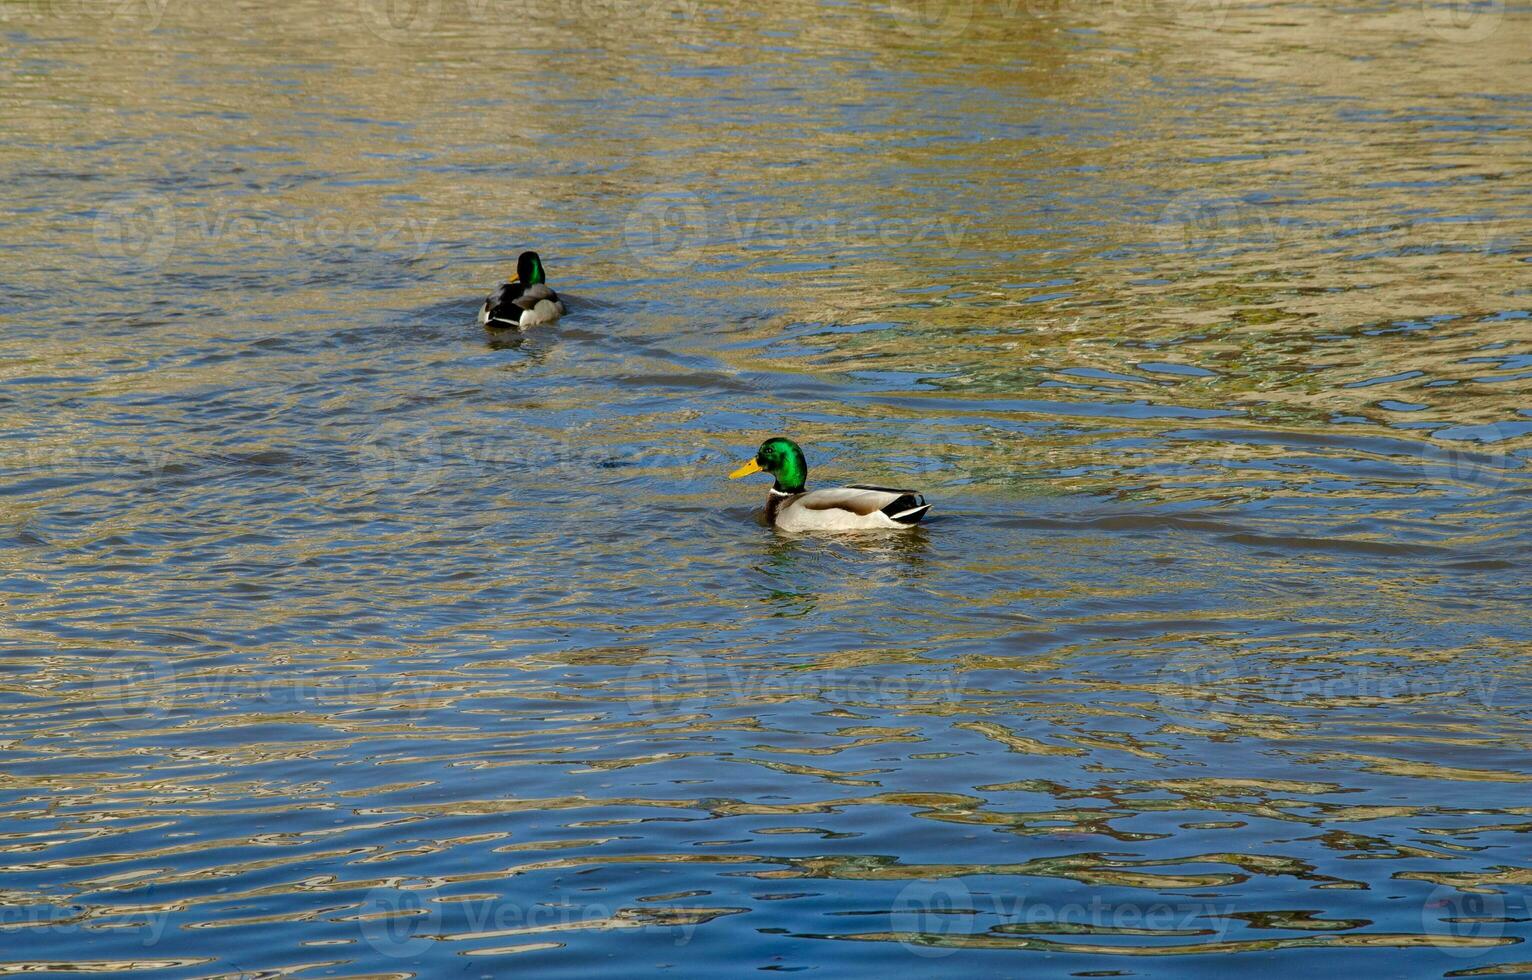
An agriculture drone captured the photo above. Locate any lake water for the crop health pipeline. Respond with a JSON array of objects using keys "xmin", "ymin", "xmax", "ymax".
[{"xmin": 2, "ymin": 0, "xmax": 1530, "ymax": 975}]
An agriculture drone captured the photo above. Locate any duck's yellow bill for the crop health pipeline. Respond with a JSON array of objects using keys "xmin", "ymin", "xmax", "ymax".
[{"xmin": 729, "ymin": 459, "xmax": 763, "ymax": 479}]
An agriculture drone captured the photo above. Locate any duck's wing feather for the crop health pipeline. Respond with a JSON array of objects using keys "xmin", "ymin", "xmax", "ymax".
[
  {"xmin": 842, "ymin": 485, "xmax": 929, "ymax": 523},
  {"xmin": 778, "ymin": 485, "xmax": 930, "ymax": 529},
  {"xmin": 481, "ymin": 282, "xmax": 565, "ymax": 327},
  {"xmin": 799, "ymin": 487, "xmax": 903, "ymax": 515},
  {"xmin": 486, "ymin": 282, "xmax": 525, "ymax": 306},
  {"xmin": 496, "ymin": 284, "xmax": 563, "ymax": 311},
  {"xmin": 481, "ymin": 282, "xmax": 524, "ymax": 324}
]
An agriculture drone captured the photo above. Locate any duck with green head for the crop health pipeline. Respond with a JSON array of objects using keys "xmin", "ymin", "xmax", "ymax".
[
  {"xmin": 729, "ymin": 437, "xmax": 931, "ymax": 531},
  {"xmin": 479, "ymin": 250, "xmax": 565, "ymax": 329}
]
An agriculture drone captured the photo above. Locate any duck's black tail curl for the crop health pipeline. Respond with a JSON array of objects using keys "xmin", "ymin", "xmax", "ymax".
[{"xmin": 882, "ymin": 493, "xmax": 930, "ymax": 525}]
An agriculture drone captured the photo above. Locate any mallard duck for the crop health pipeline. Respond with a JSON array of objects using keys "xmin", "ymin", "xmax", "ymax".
[
  {"xmin": 728, "ymin": 437, "xmax": 931, "ymax": 531},
  {"xmin": 478, "ymin": 250, "xmax": 565, "ymax": 328}
]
